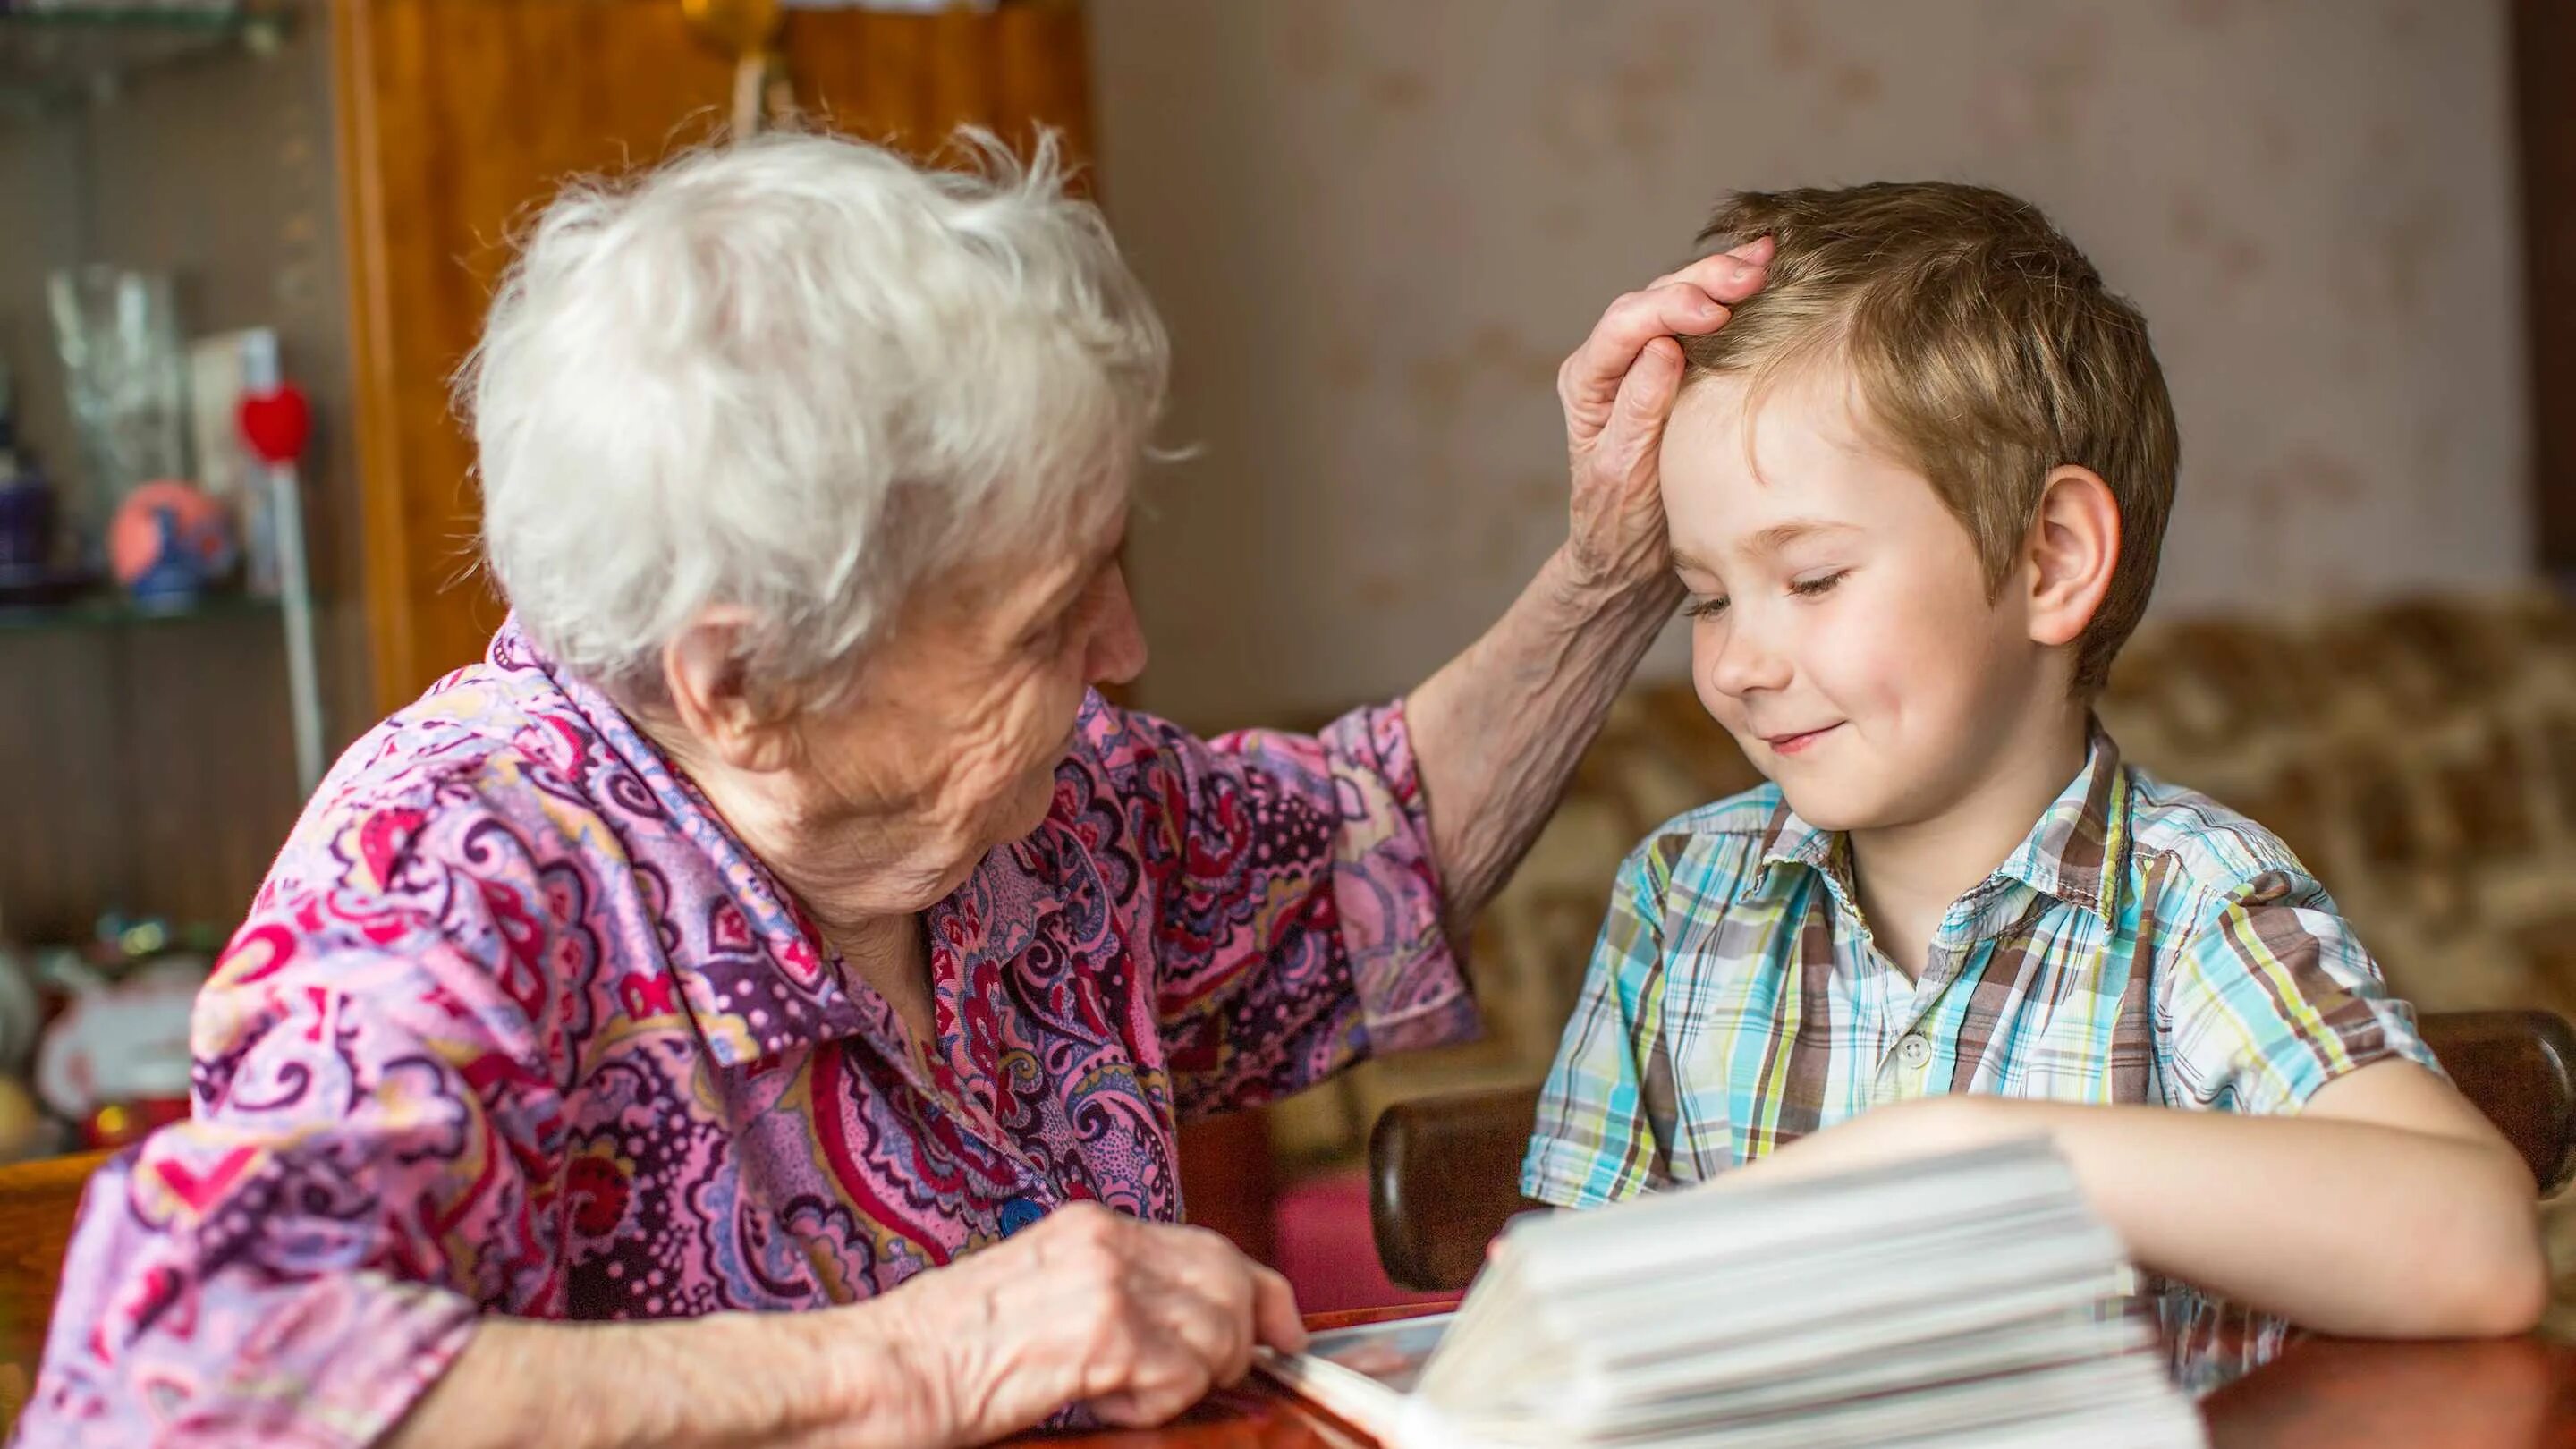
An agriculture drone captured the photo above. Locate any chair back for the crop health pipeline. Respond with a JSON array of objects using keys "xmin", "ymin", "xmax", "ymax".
[
  {"xmin": 0, "ymin": 1150, "xmax": 111, "ymax": 1431},
  {"xmin": 1369, "ymin": 1008, "xmax": 2576, "ymax": 1292},
  {"xmin": 2422, "ymin": 1010, "xmax": 2576, "ymax": 1194}
]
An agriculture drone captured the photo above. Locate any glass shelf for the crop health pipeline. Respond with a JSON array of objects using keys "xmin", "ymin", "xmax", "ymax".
[
  {"xmin": 0, "ymin": 3, "xmax": 288, "ymax": 115},
  {"xmin": 0, "ymin": 588, "xmax": 277, "ymax": 632}
]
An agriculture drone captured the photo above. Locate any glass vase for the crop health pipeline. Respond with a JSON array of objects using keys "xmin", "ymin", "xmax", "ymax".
[{"xmin": 47, "ymin": 266, "xmax": 189, "ymax": 547}]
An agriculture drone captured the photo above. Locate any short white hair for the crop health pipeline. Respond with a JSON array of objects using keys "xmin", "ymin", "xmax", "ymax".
[{"xmin": 461, "ymin": 130, "xmax": 1167, "ymax": 700}]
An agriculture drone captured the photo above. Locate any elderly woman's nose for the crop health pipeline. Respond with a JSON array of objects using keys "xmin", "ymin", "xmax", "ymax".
[{"xmin": 1089, "ymin": 565, "xmax": 1149, "ymax": 686}]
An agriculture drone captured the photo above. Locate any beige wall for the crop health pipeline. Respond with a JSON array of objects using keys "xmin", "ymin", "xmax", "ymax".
[{"xmin": 1089, "ymin": 0, "xmax": 2533, "ymax": 730}]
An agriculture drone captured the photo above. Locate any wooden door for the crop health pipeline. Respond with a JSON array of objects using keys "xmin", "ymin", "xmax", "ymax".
[{"xmin": 334, "ymin": 0, "xmax": 1096, "ymax": 711}]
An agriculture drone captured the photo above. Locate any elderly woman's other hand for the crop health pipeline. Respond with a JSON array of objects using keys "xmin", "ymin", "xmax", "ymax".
[
  {"xmin": 1556, "ymin": 234, "xmax": 1775, "ymax": 596},
  {"xmin": 878, "ymin": 1203, "xmax": 1307, "ymax": 1442},
  {"xmin": 381, "ymin": 1205, "xmax": 1306, "ymax": 1449}
]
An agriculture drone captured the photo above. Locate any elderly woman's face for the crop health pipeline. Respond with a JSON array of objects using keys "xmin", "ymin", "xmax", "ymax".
[{"xmin": 791, "ymin": 506, "xmax": 1147, "ymax": 892}]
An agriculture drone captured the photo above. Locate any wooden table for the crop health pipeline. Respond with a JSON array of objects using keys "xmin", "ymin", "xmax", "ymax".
[{"xmin": 1011, "ymin": 1306, "xmax": 2576, "ymax": 1447}]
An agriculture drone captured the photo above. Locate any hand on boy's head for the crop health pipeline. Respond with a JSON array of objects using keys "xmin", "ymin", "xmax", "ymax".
[
  {"xmin": 1556, "ymin": 235, "xmax": 1774, "ymax": 597},
  {"xmin": 1645, "ymin": 235, "xmax": 1779, "ymax": 304}
]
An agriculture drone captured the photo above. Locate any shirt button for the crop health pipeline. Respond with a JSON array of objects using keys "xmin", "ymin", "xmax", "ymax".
[
  {"xmin": 997, "ymin": 1196, "xmax": 1047, "ymax": 1237},
  {"xmin": 1897, "ymin": 1033, "xmax": 1932, "ymax": 1069}
]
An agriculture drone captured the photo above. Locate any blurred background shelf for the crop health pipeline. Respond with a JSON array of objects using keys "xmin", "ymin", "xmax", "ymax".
[
  {"xmin": 0, "ymin": 589, "xmax": 275, "ymax": 632},
  {"xmin": 0, "ymin": 3, "xmax": 287, "ymax": 115}
]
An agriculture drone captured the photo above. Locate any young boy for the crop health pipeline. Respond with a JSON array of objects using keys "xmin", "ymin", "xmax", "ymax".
[{"xmin": 1521, "ymin": 182, "xmax": 2546, "ymax": 1379}]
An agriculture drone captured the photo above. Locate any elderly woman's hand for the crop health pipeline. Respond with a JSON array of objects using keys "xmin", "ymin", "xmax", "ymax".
[
  {"xmin": 876, "ymin": 1202, "xmax": 1309, "ymax": 1444},
  {"xmin": 1556, "ymin": 234, "xmax": 1775, "ymax": 596},
  {"xmin": 380, "ymin": 1203, "xmax": 1307, "ymax": 1449}
]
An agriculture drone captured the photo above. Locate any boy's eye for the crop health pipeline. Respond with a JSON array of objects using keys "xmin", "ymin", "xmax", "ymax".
[
  {"xmin": 1790, "ymin": 571, "xmax": 1848, "ymax": 598},
  {"xmin": 1682, "ymin": 595, "xmax": 1731, "ymax": 620}
]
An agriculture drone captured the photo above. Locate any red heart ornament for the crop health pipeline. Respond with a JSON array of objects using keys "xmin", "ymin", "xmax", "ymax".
[{"xmin": 237, "ymin": 385, "xmax": 311, "ymax": 465}]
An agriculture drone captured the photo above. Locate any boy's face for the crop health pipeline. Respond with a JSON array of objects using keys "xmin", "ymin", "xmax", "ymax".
[{"xmin": 1660, "ymin": 363, "xmax": 2054, "ymax": 833}]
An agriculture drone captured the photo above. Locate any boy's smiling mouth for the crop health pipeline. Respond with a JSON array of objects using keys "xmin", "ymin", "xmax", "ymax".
[{"xmin": 1758, "ymin": 723, "xmax": 1843, "ymax": 755}]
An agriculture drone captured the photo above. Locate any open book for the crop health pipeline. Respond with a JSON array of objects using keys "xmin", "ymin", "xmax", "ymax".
[{"xmin": 1258, "ymin": 1138, "xmax": 2204, "ymax": 1447}]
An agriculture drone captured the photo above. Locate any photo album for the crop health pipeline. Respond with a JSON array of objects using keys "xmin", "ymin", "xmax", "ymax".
[{"xmin": 1258, "ymin": 1139, "xmax": 2204, "ymax": 1447}]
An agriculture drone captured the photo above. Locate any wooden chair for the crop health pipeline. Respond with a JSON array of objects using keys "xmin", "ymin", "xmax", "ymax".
[
  {"xmin": 0, "ymin": 1150, "xmax": 111, "ymax": 1431},
  {"xmin": 1369, "ymin": 1009, "xmax": 2576, "ymax": 1292}
]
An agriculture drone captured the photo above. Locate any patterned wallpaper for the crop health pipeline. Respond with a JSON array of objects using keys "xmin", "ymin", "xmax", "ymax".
[{"xmin": 1087, "ymin": 0, "xmax": 2533, "ymax": 729}]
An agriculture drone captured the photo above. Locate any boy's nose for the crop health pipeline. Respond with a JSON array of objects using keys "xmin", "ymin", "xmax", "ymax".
[{"xmin": 1707, "ymin": 624, "xmax": 1792, "ymax": 698}]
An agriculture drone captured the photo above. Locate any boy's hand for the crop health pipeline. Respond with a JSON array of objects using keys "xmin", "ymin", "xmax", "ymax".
[{"xmin": 1556, "ymin": 235, "xmax": 1774, "ymax": 597}]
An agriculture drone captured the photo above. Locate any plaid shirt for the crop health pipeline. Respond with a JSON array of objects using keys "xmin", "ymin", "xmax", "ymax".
[{"xmin": 1522, "ymin": 725, "xmax": 2436, "ymax": 1387}]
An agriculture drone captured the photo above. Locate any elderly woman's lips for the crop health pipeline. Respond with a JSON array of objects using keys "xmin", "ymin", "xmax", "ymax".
[{"xmin": 1761, "ymin": 724, "xmax": 1842, "ymax": 755}]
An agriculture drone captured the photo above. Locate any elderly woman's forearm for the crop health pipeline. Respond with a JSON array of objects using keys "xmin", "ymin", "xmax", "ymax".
[
  {"xmin": 383, "ymin": 1309, "xmax": 939, "ymax": 1449},
  {"xmin": 1407, "ymin": 546, "xmax": 1682, "ymax": 934}
]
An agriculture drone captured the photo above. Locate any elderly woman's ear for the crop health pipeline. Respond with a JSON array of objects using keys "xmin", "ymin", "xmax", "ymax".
[{"xmin": 662, "ymin": 606, "xmax": 807, "ymax": 774}]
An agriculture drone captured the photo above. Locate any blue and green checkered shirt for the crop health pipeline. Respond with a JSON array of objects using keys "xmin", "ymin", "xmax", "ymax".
[{"xmin": 1522, "ymin": 725, "xmax": 2437, "ymax": 1386}]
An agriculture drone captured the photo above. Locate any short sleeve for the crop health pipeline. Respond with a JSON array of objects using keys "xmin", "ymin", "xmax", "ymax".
[
  {"xmin": 1521, "ymin": 837, "xmax": 1677, "ymax": 1208},
  {"xmin": 2156, "ymin": 868, "xmax": 2441, "ymax": 1118},
  {"xmin": 1080, "ymin": 692, "xmax": 1476, "ymax": 1121},
  {"xmin": 17, "ymin": 806, "xmax": 572, "ymax": 1447}
]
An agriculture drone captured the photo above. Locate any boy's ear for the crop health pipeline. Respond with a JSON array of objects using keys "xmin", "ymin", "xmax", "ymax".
[{"xmin": 2021, "ymin": 465, "xmax": 2121, "ymax": 650}]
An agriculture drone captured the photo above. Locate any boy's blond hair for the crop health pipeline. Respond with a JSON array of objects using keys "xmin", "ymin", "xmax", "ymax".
[{"xmin": 1682, "ymin": 182, "xmax": 2178, "ymax": 693}]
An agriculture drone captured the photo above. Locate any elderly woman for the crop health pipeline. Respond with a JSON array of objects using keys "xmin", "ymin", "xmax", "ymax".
[{"xmin": 21, "ymin": 134, "xmax": 1767, "ymax": 1448}]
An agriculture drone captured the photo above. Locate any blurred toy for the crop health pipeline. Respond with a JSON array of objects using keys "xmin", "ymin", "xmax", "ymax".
[
  {"xmin": 0, "ymin": 359, "xmax": 47, "ymax": 567},
  {"xmin": 0, "ymin": 356, "xmax": 76, "ymax": 609},
  {"xmin": 74, "ymin": 1095, "xmax": 188, "ymax": 1152},
  {"xmin": 107, "ymin": 478, "xmax": 234, "ymax": 607},
  {"xmin": 235, "ymin": 374, "xmax": 309, "ymax": 466},
  {"xmin": 0, "ymin": 468, "xmax": 50, "ymax": 574},
  {"xmin": 35, "ymin": 951, "xmax": 206, "ymax": 1151}
]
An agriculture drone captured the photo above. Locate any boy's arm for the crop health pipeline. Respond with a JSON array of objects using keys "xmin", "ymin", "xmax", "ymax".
[
  {"xmin": 1729, "ymin": 871, "xmax": 2548, "ymax": 1339},
  {"xmin": 1735, "ymin": 1060, "xmax": 2546, "ymax": 1338}
]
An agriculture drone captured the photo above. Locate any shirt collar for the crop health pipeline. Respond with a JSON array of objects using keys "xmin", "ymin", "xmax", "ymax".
[
  {"xmin": 491, "ymin": 616, "xmax": 886, "ymax": 1066},
  {"xmin": 1992, "ymin": 722, "xmax": 2129, "ymax": 926},
  {"xmin": 1734, "ymin": 722, "xmax": 2129, "ymax": 929},
  {"xmin": 1741, "ymin": 796, "xmax": 1850, "ymax": 905}
]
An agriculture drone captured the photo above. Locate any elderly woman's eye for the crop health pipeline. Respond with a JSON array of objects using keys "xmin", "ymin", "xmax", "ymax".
[{"xmin": 1025, "ymin": 607, "xmax": 1076, "ymax": 652}]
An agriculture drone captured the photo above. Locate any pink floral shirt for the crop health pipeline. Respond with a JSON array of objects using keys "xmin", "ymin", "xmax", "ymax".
[{"xmin": 17, "ymin": 621, "xmax": 1474, "ymax": 1447}]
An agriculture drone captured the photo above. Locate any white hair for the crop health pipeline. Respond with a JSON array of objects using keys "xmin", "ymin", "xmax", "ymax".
[{"xmin": 460, "ymin": 129, "xmax": 1168, "ymax": 701}]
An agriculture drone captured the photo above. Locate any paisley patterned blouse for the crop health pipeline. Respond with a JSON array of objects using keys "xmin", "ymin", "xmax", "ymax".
[{"xmin": 18, "ymin": 621, "xmax": 1475, "ymax": 1447}]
